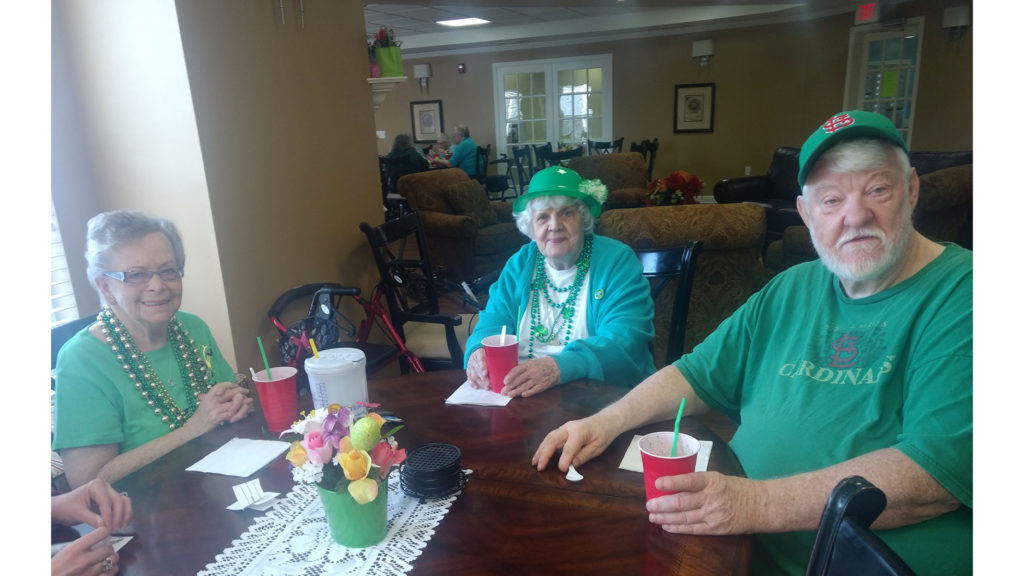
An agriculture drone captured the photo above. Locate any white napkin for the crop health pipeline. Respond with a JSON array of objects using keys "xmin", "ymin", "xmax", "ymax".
[
  {"xmin": 227, "ymin": 478, "xmax": 280, "ymax": 511},
  {"xmin": 444, "ymin": 380, "xmax": 512, "ymax": 407},
  {"xmin": 186, "ymin": 437, "xmax": 290, "ymax": 477},
  {"xmin": 618, "ymin": 434, "xmax": 713, "ymax": 473}
]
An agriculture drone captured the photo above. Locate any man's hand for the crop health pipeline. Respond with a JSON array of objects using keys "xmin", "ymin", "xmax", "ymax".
[
  {"xmin": 532, "ymin": 416, "xmax": 616, "ymax": 473},
  {"xmin": 646, "ymin": 472, "xmax": 767, "ymax": 535}
]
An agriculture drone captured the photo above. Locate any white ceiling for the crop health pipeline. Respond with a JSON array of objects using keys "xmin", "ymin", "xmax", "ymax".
[{"xmin": 364, "ymin": 1, "xmax": 866, "ymax": 56}]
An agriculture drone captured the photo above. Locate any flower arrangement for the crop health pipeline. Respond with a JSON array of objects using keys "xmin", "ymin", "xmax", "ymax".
[
  {"xmin": 370, "ymin": 27, "xmax": 401, "ymax": 49},
  {"xmin": 645, "ymin": 169, "xmax": 704, "ymax": 206},
  {"xmin": 283, "ymin": 402, "xmax": 405, "ymax": 505}
]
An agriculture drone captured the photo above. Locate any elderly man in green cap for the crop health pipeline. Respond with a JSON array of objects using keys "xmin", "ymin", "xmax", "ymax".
[
  {"xmin": 464, "ymin": 165, "xmax": 656, "ymax": 398},
  {"xmin": 533, "ymin": 111, "xmax": 972, "ymax": 575}
]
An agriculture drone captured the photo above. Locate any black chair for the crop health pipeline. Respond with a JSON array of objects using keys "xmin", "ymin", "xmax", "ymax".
[
  {"xmin": 587, "ymin": 137, "xmax": 624, "ymax": 155},
  {"xmin": 805, "ymin": 476, "xmax": 917, "ymax": 576},
  {"xmin": 511, "ymin": 145, "xmax": 535, "ymax": 196},
  {"xmin": 629, "ymin": 138, "xmax": 660, "ymax": 181},
  {"xmin": 532, "ymin": 143, "xmax": 553, "ymax": 169},
  {"xmin": 634, "ymin": 241, "xmax": 703, "ymax": 366},
  {"xmin": 359, "ymin": 212, "xmax": 470, "ymax": 372},
  {"xmin": 537, "ymin": 145, "xmax": 584, "ymax": 169},
  {"xmin": 268, "ymin": 283, "xmax": 412, "ymax": 383},
  {"xmin": 475, "ymin": 144, "xmax": 515, "ymax": 200},
  {"xmin": 378, "ymin": 155, "xmax": 417, "ymax": 220}
]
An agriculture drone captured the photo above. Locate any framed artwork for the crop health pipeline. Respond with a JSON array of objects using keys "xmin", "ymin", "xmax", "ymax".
[
  {"xmin": 410, "ymin": 100, "xmax": 444, "ymax": 143},
  {"xmin": 673, "ymin": 83, "xmax": 715, "ymax": 133}
]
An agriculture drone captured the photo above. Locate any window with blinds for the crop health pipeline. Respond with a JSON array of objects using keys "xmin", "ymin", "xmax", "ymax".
[{"xmin": 51, "ymin": 200, "xmax": 80, "ymax": 327}]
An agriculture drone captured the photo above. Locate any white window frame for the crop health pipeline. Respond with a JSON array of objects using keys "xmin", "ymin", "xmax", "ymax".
[{"xmin": 492, "ymin": 54, "xmax": 613, "ymax": 157}]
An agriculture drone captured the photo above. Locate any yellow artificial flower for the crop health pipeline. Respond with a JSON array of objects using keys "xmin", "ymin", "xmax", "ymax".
[
  {"xmin": 285, "ymin": 441, "xmax": 308, "ymax": 467},
  {"xmin": 348, "ymin": 477, "xmax": 379, "ymax": 504},
  {"xmin": 340, "ymin": 449, "xmax": 371, "ymax": 481}
]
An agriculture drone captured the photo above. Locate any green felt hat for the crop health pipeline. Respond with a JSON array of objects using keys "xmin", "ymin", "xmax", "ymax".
[
  {"xmin": 513, "ymin": 166, "xmax": 607, "ymax": 218},
  {"xmin": 797, "ymin": 110, "xmax": 910, "ymax": 187}
]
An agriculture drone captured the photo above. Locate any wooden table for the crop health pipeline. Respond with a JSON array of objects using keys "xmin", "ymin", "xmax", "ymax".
[{"xmin": 58, "ymin": 370, "xmax": 750, "ymax": 575}]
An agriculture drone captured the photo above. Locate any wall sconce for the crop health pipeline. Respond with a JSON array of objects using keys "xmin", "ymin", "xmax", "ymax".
[
  {"xmin": 692, "ymin": 39, "xmax": 715, "ymax": 68},
  {"xmin": 413, "ymin": 64, "xmax": 432, "ymax": 93},
  {"xmin": 941, "ymin": 6, "xmax": 970, "ymax": 42}
]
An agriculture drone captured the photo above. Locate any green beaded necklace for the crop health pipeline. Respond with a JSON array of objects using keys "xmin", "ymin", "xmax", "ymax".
[
  {"xmin": 527, "ymin": 237, "xmax": 592, "ymax": 359},
  {"xmin": 99, "ymin": 306, "xmax": 213, "ymax": 431}
]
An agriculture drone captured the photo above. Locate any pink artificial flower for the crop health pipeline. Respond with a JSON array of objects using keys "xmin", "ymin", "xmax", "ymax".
[
  {"xmin": 301, "ymin": 431, "xmax": 335, "ymax": 464},
  {"xmin": 370, "ymin": 442, "xmax": 407, "ymax": 480}
]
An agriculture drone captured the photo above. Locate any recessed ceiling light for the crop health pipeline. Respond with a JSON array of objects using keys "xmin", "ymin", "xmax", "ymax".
[{"xmin": 437, "ymin": 17, "xmax": 490, "ymax": 27}]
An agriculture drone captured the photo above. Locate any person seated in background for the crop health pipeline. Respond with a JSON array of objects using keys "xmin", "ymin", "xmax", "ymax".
[
  {"xmin": 52, "ymin": 211, "xmax": 254, "ymax": 489},
  {"xmin": 384, "ymin": 132, "xmax": 429, "ymax": 184},
  {"xmin": 52, "ymin": 478, "xmax": 132, "ymax": 576},
  {"xmin": 531, "ymin": 111, "xmax": 972, "ymax": 575},
  {"xmin": 428, "ymin": 132, "xmax": 452, "ymax": 161},
  {"xmin": 431, "ymin": 123, "xmax": 477, "ymax": 177},
  {"xmin": 465, "ymin": 165, "xmax": 655, "ymax": 397}
]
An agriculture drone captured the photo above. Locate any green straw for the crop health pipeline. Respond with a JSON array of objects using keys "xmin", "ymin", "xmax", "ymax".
[
  {"xmin": 257, "ymin": 336, "xmax": 272, "ymax": 381},
  {"xmin": 670, "ymin": 397, "xmax": 687, "ymax": 456}
]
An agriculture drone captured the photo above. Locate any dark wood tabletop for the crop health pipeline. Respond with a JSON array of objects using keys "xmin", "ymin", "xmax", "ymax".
[{"xmin": 60, "ymin": 369, "xmax": 750, "ymax": 575}]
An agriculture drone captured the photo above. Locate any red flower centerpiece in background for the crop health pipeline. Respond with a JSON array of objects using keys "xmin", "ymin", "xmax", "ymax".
[{"xmin": 645, "ymin": 169, "xmax": 704, "ymax": 206}]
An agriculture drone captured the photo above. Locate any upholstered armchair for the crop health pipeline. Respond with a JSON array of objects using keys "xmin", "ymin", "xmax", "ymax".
[
  {"xmin": 597, "ymin": 203, "xmax": 767, "ymax": 359},
  {"xmin": 567, "ymin": 152, "xmax": 649, "ymax": 210},
  {"xmin": 396, "ymin": 168, "xmax": 528, "ymax": 283},
  {"xmin": 763, "ymin": 161, "xmax": 973, "ymax": 275}
]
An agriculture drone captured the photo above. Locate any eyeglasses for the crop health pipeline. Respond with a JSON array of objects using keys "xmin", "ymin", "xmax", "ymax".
[{"xmin": 102, "ymin": 267, "xmax": 184, "ymax": 285}]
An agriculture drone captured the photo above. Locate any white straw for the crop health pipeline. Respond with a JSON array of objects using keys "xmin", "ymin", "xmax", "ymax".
[
  {"xmin": 250, "ymin": 367, "xmax": 259, "ymax": 382},
  {"xmin": 501, "ymin": 325, "xmax": 507, "ymax": 345}
]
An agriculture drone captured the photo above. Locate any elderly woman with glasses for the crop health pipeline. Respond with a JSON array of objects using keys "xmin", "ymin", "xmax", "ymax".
[
  {"xmin": 464, "ymin": 166, "xmax": 655, "ymax": 397},
  {"xmin": 52, "ymin": 211, "xmax": 253, "ymax": 489}
]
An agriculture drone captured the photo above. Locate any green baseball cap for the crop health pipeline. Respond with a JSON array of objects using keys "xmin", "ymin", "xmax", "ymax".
[
  {"xmin": 797, "ymin": 110, "xmax": 910, "ymax": 187},
  {"xmin": 513, "ymin": 165, "xmax": 607, "ymax": 218}
]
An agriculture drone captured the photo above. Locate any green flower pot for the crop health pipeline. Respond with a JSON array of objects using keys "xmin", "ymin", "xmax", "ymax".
[
  {"xmin": 317, "ymin": 484, "xmax": 388, "ymax": 548},
  {"xmin": 375, "ymin": 46, "xmax": 403, "ymax": 77}
]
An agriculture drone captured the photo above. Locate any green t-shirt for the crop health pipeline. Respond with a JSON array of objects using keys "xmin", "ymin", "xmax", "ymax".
[
  {"xmin": 52, "ymin": 311, "xmax": 235, "ymax": 453},
  {"xmin": 676, "ymin": 243, "xmax": 972, "ymax": 576}
]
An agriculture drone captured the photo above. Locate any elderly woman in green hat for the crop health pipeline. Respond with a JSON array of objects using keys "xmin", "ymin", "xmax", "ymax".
[{"xmin": 464, "ymin": 166, "xmax": 656, "ymax": 397}]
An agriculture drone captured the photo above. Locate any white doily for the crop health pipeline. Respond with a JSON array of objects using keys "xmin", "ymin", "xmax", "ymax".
[{"xmin": 199, "ymin": 470, "xmax": 471, "ymax": 576}]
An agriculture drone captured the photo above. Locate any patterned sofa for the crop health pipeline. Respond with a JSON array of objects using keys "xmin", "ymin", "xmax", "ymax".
[
  {"xmin": 567, "ymin": 152, "xmax": 649, "ymax": 210},
  {"xmin": 597, "ymin": 203, "xmax": 767, "ymax": 364},
  {"xmin": 396, "ymin": 169, "xmax": 528, "ymax": 283}
]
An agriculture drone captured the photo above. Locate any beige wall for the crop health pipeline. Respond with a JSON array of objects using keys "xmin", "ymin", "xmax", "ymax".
[
  {"xmin": 374, "ymin": 0, "xmax": 972, "ymax": 187},
  {"xmin": 53, "ymin": 0, "xmax": 383, "ymax": 373}
]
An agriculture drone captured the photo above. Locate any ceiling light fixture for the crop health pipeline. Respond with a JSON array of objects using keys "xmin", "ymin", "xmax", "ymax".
[{"xmin": 437, "ymin": 18, "xmax": 490, "ymax": 27}]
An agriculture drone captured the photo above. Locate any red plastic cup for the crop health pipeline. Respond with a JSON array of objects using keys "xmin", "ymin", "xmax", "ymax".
[
  {"xmin": 638, "ymin": 432, "xmax": 701, "ymax": 500},
  {"xmin": 482, "ymin": 334, "xmax": 519, "ymax": 393},
  {"xmin": 253, "ymin": 366, "xmax": 298, "ymax": 435}
]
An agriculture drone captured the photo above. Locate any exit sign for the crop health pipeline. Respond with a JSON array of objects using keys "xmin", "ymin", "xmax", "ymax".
[{"xmin": 856, "ymin": 2, "xmax": 880, "ymax": 24}]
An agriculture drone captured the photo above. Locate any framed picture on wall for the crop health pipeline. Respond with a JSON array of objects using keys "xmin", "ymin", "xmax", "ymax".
[
  {"xmin": 673, "ymin": 83, "xmax": 715, "ymax": 133},
  {"xmin": 410, "ymin": 100, "xmax": 444, "ymax": 143}
]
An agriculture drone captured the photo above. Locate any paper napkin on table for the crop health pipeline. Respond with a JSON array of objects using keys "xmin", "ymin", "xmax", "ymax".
[
  {"xmin": 618, "ymin": 434, "xmax": 713, "ymax": 473},
  {"xmin": 444, "ymin": 380, "xmax": 512, "ymax": 407},
  {"xmin": 227, "ymin": 478, "xmax": 279, "ymax": 511},
  {"xmin": 186, "ymin": 437, "xmax": 290, "ymax": 477}
]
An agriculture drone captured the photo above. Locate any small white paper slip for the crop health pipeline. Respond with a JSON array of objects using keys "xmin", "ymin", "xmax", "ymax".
[
  {"xmin": 51, "ymin": 534, "xmax": 133, "ymax": 557},
  {"xmin": 186, "ymin": 437, "xmax": 290, "ymax": 477},
  {"xmin": 566, "ymin": 464, "xmax": 584, "ymax": 482},
  {"xmin": 618, "ymin": 434, "xmax": 713, "ymax": 473},
  {"xmin": 444, "ymin": 380, "xmax": 512, "ymax": 407},
  {"xmin": 227, "ymin": 478, "xmax": 280, "ymax": 511}
]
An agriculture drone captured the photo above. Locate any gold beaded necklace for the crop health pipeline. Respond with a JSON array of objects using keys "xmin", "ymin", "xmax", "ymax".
[{"xmin": 99, "ymin": 306, "xmax": 213, "ymax": 431}]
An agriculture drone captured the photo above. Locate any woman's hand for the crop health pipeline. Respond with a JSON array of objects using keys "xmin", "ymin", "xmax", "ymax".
[
  {"xmin": 466, "ymin": 348, "xmax": 490, "ymax": 390},
  {"xmin": 51, "ymin": 479, "xmax": 132, "ymax": 531},
  {"xmin": 502, "ymin": 357, "xmax": 560, "ymax": 398},
  {"xmin": 185, "ymin": 381, "xmax": 252, "ymax": 436},
  {"xmin": 51, "ymin": 526, "xmax": 118, "ymax": 576}
]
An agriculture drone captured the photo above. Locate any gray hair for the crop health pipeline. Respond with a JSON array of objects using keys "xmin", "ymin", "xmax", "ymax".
[
  {"xmin": 436, "ymin": 133, "xmax": 450, "ymax": 144},
  {"xmin": 802, "ymin": 138, "xmax": 912, "ymax": 195},
  {"xmin": 85, "ymin": 211, "xmax": 186, "ymax": 292},
  {"xmin": 455, "ymin": 124, "xmax": 470, "ymax": 138},
  {"xmin": 514, "ymin": 195, "xmax": 595, "ymax": 240}
]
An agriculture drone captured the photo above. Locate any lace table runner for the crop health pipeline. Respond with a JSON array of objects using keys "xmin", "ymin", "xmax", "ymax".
[{"xmin": 199, "ymin": 470, "xmax": 471, "ymax": 576}]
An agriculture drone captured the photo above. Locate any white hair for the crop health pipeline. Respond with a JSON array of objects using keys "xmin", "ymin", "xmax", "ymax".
[{"xmin": 514, "ymin": 195, "xmax": 594, "ymax": 239}]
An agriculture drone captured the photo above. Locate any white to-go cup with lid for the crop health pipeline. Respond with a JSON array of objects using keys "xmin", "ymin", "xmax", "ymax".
[{"xmin": 304, "ymin": 348, "xmax": 368, "ymax": 409}]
